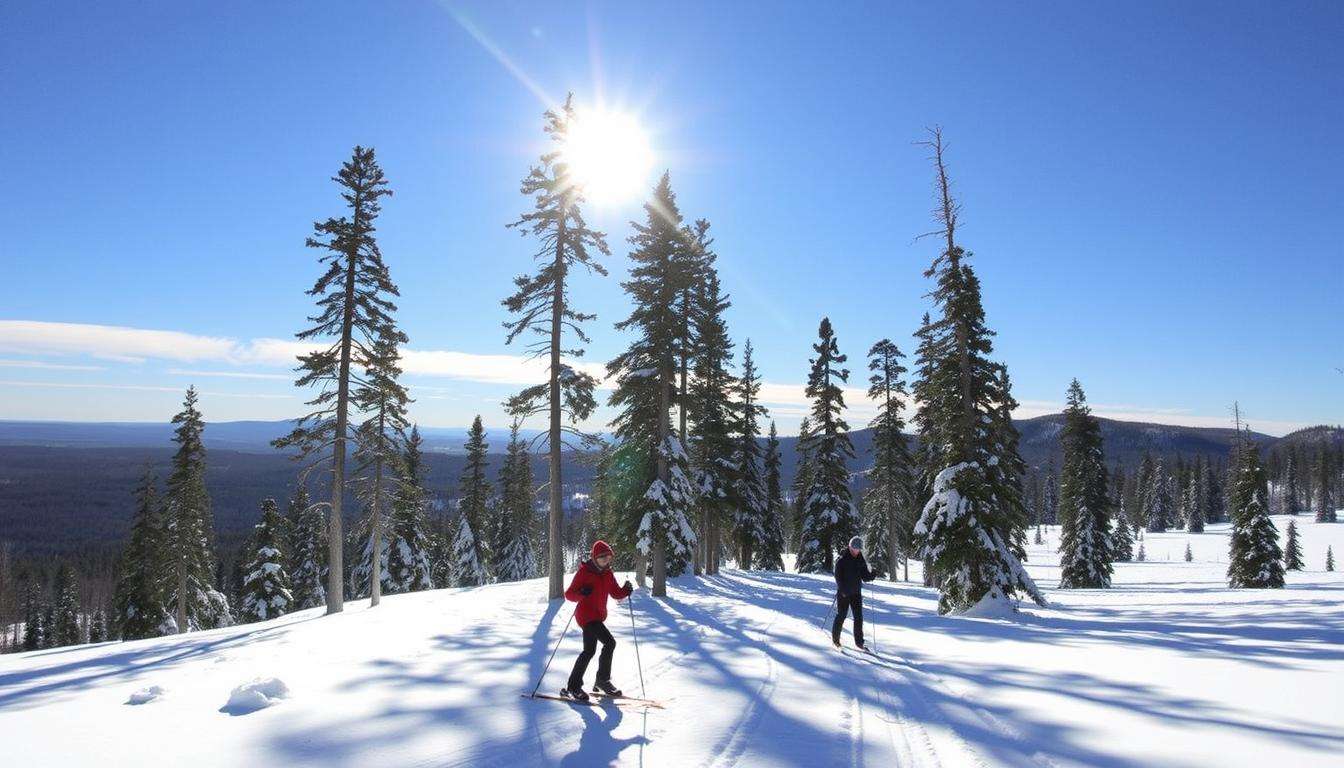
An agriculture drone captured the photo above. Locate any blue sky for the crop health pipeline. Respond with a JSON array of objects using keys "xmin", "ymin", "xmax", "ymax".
[{"xmin": 1, "ymin": 1, "xmax": 1340, "ymax": 435}]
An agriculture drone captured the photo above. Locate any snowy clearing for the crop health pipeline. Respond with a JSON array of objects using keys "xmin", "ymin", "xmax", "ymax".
[{"xmin": 2, "ymin": 514, "xmax": 1342, "ymax": 767}]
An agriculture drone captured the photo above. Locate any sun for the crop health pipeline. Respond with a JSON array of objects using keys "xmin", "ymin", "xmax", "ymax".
[{"xmin": 562, "ymin": 109, "xmax": 655, "ymax": 206}]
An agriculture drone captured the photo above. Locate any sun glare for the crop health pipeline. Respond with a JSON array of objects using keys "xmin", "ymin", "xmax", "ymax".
[{"xmin": 562, "ymin": 109, "xmax": 655, "ymax": 206}]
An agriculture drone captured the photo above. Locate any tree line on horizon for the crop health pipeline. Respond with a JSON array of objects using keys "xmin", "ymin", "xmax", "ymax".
[{"xmin": 4, "ymin": 100, "xmax": 1343, "ymax": 652}]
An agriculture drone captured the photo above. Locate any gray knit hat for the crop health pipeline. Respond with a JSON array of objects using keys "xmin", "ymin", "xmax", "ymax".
[{"xmin": 849, "ymin": 536, "xmax": 862, "ymax": 550}]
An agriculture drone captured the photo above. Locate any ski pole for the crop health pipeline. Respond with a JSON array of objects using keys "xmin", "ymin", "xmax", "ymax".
[
  {"xmin": 628, "ymin": 588, "xmax": 647, "ymax": 701},
  {"xmin": 529, "ymin": 604, "xmax": 577, "ymax": 699},
  {"xmin": 819, "ymin": 593, "xmax": 837, "ymax": 635}
]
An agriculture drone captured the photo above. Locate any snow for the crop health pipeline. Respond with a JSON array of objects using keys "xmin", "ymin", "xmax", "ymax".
[
  {"xmin": 220, "ymin": 678, "xmax": 290, "ymax": 716},
  {"xmin": 2, "ymin": 515, "xmax": 1342, "ymax": 766},
  {"xmin": 126, "ymin": 685, "xmax": 166, "ymax": 705}
]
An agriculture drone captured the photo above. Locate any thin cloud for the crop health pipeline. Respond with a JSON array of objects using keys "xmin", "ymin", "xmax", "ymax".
[
  {"xmin": 0, "ymin": 380, "xmax": 293, "ymax": 399},
  {"xmin": 0, "ymin": 358, "xmax": 105, "ymax": 371},
  {"xmin": 165, "ymin": 368, "xmax": 290, "ymax": 381}
]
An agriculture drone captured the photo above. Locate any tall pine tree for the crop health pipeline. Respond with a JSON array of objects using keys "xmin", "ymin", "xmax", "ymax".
[
  {"xmin": 910, "ymin": 128, "xmax": 1043, "ymax": 613},
  {"xmin": 1282, "ymin": 519, "xmax": 1304, "ymax": 571},
  {"xmin": 164, "ymin": 387, "xmax": 230, "ymax": 632},
  {"xmin": 385, "ymin": 426, "xmax": 435, "ymax": 593},
  {"xmin": 1057, "ymin": 380, "xmax": 1114, "ymax": 589},
  {"xmin": 286, "ymin": 485, "xmax": 328, "ymax": 610},
  {"xmin": 1315, "ymin": 450, "xmax": 1337, "ymax": 522},
  {"xmin": 732, "ymin": 340, "xmax": 770, "ymax": 570},
  {"xmin": 114, "ymin": 466, "xmax": 174, "ymax": 639},
  {"xmin": 350, "ymin": 330, "xmax": 410, "ymax": 605},
  {"xmin": 606, "ymin": 173, "xmax": 698, "ymax": 596},
  {"xmin": 275, "ymin": 146, "xmax": 398, "ymax": 615},
  {"xmin": 494, "ymin": 421, "xmax": 540, "ymax": 583},
  {"xmin": 691, "ymin": 268, "xmax": 738, "ymax": 575},
  {"xmin": 796, "ymin": 317, "xmax": 858, "ymax": 574},
  {"xmin": 503, "ymin": 94, "xmax": 609, "ymax": 600},
  {"xmin": 862, "ymin": 339, "xmax": 915, "ymax": 581},
  {"xmin": 454, "ymin": 416, "xmax": 492, "ymax": 586},
  {"xmin": 756, "ymin": 422, "xmax": 787, "ymax": 571},
  {"xmin": 1227, "ymin": 424, "xmax": 1285, "ymax": 589}
]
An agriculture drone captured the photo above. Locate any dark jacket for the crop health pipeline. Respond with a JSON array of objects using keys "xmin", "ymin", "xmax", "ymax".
[
  {"xmin": 564, "ymin": 560, "xmax": 632, "ymax": 627},
  {"xmin": 834, "ymin": 550, "xmax": 875, "ymax": 597}
]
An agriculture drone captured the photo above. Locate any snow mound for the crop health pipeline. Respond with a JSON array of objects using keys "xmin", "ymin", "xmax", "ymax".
[
  {"xmin": 125, "ymin": 685, "xmax": 166, "ymax": 705},
  {"xmin": 219, "ymin": 678, "xmax": 289, "ymax": 716},
  {"xmin": 959, "ymin": 593, "xmax": 1028, "ymax": 620}
]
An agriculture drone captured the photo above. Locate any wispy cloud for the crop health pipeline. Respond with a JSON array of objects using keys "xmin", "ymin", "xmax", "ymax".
[
  {"xmin": 0, "ymin": 358, "xmax": 105, "ymax": 371},
  {"xmin": 165, "ymin": 368, "xmax": 291, "ymax": 381},
  {"xmin": 0, "ymin": 380, "xmax": 293, "ymax": 399}
]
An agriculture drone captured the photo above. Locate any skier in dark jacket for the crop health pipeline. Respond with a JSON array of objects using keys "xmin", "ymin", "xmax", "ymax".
[
  {"xmin": 561, "ymin": 540, "xmax": 634, "ymax": 702},
  {"xmin": 832, "ymin": 535, "xmax": 875, "ymax": 649}
]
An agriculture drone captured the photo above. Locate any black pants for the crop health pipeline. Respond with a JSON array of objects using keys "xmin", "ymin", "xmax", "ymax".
[
  {"xmin": 832, "ymin": 593, "xmax": 864, "ymax": 646},
  {"xmin": 567, "ymin": 620, "xmax": 616, "ymax": 690}
]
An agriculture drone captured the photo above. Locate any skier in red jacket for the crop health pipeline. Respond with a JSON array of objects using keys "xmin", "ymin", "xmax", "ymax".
[{"xmin": 561, "ymin": 540, "xmax": 634, "ymax": 702}]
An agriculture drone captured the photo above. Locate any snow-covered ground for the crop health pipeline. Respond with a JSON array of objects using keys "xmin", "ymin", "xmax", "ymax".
[{"xmin": 3, "ymin": 514, "xmax": 1342, "ymax": 767}]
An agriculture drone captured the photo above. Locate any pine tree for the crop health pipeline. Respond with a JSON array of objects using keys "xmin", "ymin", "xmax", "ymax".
[
  {"xmin": 385, "ymin": 426, "xmax": 435, "ymax": 593},
  {"xmin": 1315, "ymin": 450, "xmax": 1337, "ymax": 523},
  {"xmin": 429, "ymin": 523, "xmax": 454, "ymax": 589},
  {"xmin": 286, "ymin": 485, "xmax": 328, "ymax": 610},
  {"xmin": 503, "ymin": 94, "xmax": 610, "ymax": 600},
  {"xmin": 1227, "ymin": 429, "xmax": 1285, "ymax": 589},
  {"xmin": 494, "ymin": 421, "xmax": 540, "ymax": 583},
  {"xmin": 1057, "ymin": 380, "xmax": 1114, "ymax": 589},
  {"xmin": 1184, "ymin": 542, "xmax": 1193, "ymax": 562},
  {"xmin": 52, "ymin": 565, "xmax": 81, "ymax": 647},
  {"xmin": 606, "ymin": 172, "xmax": 698, "ymax": 596},
  {"xmin": 1111, "ymin": 511, "xmax": 1135, "ymax": 562},
  {"xmin": 690, "ymin": 268, "xmax": 737, "ymax": 575},
  {"xmin": 756, "ymin": 422, "xmax": 787, "ymax": 571},
  {"xmin": 732, "ymin": 340, "xmax": 770, "ymax": 570},
  {"xmin": 1187, "ymin": 458, "xmax": 1207, "ymax": 533},
  {"xmin": 164, "ymin": 387, "xmax": 230, "ymax": 632},
  {"xmin": 455, "ymin": 416, "xmax": 492, "ymax": 586},
  {"xmin": 275, "ymin": 145, "xmax": 398, "ymax": 615},
  {"xmin": 88, "ymin": 610, "xmax": 107, "ymax": 643},
  {"xmin": 350, "ymin": 326, "xmax": 411, "ymax": 606},
  {"xmin": 1282, "ymin": 452, "xmax": 1301, "ymax": 515},
  {"xmin": 1042, "ymin": 465, "xmax": 1058, "ymax": 525},
  {"xmin": 238, "ymin": 499, "xmax": 294, "ymax": 623},
  {"xmin": 909, "ymin": 128, "xmax": 1043, "ymax": 613},
  {"xmin": 1136, "ymin": 542, "xmax": 1146, "ymax": 562},
  {"xmin": 795, "ymin": 318, "xmax": 858, "ymax": 574},
  {"xmin": 114, "ymin": 466, "xmax": 175, "ymax": 639},
  {"xmin": 679, "ymin": 219, "xmax": 712, "ymax": 574},
  {"xmin": 789, "ymin": 417, "xmax": 815, "ymax": 555},
  {"xmin": 21, "ymin": 580, "xmax": 44, "ymax": 651},
  {"xmin": 1326, "ymin": 546, "xmax": 1335, "ymax": 572},
  {"xmin": 862, "ymin": 339, "xmax": 915, "ymax": 581},
  {"xmin": 1144, "ymin": 457, "xmax": 1172, "ymax": 533},
  {"xmin": 1282, "ymin": 519, "xmax": 1304, "ymax": 570}
]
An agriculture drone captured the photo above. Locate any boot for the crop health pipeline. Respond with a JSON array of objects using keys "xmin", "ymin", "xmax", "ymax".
[
  {"xmin": 593, "ymin": 679, "xmax": 622, "ymax": 697},
  {"xmin": 560, "ymin": 687, "xmax": 590, "ymax": 702}
]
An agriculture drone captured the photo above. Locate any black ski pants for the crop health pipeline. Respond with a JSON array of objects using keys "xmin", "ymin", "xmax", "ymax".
[
  {"xmin": 832, "ymin": 592, "xmax": 864, "ymax": 647},
  {"xmin": 568, "ymin": 620, "xmax": 616, "ymax": 690}
]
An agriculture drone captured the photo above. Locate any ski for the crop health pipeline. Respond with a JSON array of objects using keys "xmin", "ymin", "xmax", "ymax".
[
  {"xmin": 590, "ymin": 691, "xmax": 665, "ymax": 709},
  {"xmin": 521, "ymin": 693, "xmax": 661, "ymax": 709}
]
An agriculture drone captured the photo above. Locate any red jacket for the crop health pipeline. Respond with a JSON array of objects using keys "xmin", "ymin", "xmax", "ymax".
[{"xmin": 565, "ymin": 560, "xmax": 632, "ymax": 627}]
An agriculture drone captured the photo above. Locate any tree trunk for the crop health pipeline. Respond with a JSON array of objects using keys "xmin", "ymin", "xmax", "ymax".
[
  {"xmin": 653, "ymin": 359, "xmax": 670, "ymax": 597},
  {"xmin": 176, "ymin": 558, "xmax": 187, "ymax": 633},
  {"xmin": 547, "ymin": 215, "xmax": 568, "ymax": 600},
  {"xmin": 370, "ymin": 449, "xmax": 383, "ymax": 608},
  {"xmin": 327, "ymin": 217, "xmax": 360, "ymax": 616}
]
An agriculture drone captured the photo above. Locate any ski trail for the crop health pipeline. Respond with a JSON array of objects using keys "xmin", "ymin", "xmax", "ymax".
[{"xmin": 701, "ymin": 643, "xmax": 778, "ymax": 768}]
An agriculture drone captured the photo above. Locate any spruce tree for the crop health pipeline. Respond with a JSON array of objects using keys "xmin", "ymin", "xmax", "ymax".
[
  {"xmin": 909, "ymin": 129, "xmax": 1043, "ymax": 613},
  {"xmin": 1227, "ymin": 433, "xmax": 1285, "ymax": 588},
  {"xmin": 503, "ymin": 94, "xmax": 609, "ymax": 600},
  {"xmin": 1326, "ymin": 546, "xmax": 1335, "ymax": 571},
  {"xmin": 88, "ymin": 610, "xmax": 107, "ymax": 643},
  {"xmin": 239, "ymin": 499, "xmax": 294, "ymax": 623},
  {"xmin": 164, "ymin": 387, "xmax": 230, "ymax": 632},
  {"xmin": 351, "ymin": 327, "xmax": 410, "ymax": 606},
  {"xmin": 52, "ymin": 565, "xmax": 81, "ymax": 647},
  {"xmin": 756, "ymin": 422, "xmax": 787, "ymax": 571},
  {"xmin": 1144, "ymin": 457, "xmax": 1172, "ymax": 533},
  {"xmin": 286, "ymin": 485, "xmax": 328, "ymax": 610},
  {"xmin": 385, "ymin": 426, "xmax": 435, "ymax": 592},
  {"xmin": 1188, "ymin": 459, "xmax": 1207, "ymax": 533},
  {"xmin": 606, "ymin": 172, "xmax": 698, "ymax": 596},
  {"xmin": 1042, "ymin": 465, "xmax": 1058, "ymax": 525},
  {"xmin": 789, "ymin": 417, "xmax": 815, "ymax": 556},
  {"xmin": 429, "ymin": 523, "xmax": 454, "ymax": 589},
  {"xmin": 114, "ymin": 466, "xmax": 174, "ymax": 639},
  {"xmin": 1282, "ymin": 452, "xmax": 1301, "ymax": 515},
  {"xmin": 1112, "ymin": 511, "xmax": 1135, "ymax": 562},
  {"xmin": 21, "ymin": 581, "xmax": 43, "ymax": 651},
  {"xmin": 690, "ymin": 268, "xmax": 737, "ymax": 574},
  {"xmin": 1282, "ymin": 519, "xmax": 1304, "ymax": 570},
  {"xmin": 275, "ymin": 145, "xmax": 397, "ymax": 615},
  {"xmin": 1184, "ymin": 542, "xmax": 1193, "ymax": 562},
  {"xmin": 494, "ymin": 421, "xmax": 540, "ymax": 583},
  {"xmin": 796, "ymin": 318, "xmax": 857, "ymax": 574},
  {"xmin": 862, "ymin": 339, "xmax": 915, "ymax": 581},
  {"xmin": 1057, "ymin": 380, "xmax": 1114, "ymax": 589},
  {"xmin": 732, "ymin": 340, "xmax": 770, "ymax": 570},
  {"xmin": 1136, "ymin": 542, "xmax": 1146, "ymax": 562},
  {"xmin": 455, "ymin": 416, "xmax": 491, "ymax": 586},
  {"xmin": 1315, "ymin": 450, "xmax": 1337, "ymax": 522}
]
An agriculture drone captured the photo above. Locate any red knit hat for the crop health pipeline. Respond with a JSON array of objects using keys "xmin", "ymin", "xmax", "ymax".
[{"xmin": 590, "ymin": 540, "xmax": 614, "ymax": 559}]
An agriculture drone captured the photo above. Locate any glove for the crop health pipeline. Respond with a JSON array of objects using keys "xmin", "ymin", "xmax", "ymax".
[
  {"xmin": 622, "ymin": 580, "xmax": 634, "ymax": 592},
  {"xmin": 578, "ymin": 586, "xmax": 593, "ymax": 596}
]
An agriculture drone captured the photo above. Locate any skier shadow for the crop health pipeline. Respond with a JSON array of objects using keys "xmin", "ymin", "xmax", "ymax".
[{"xmin": 559, "ymin": 701, "xmax": 649, "ymax": 767}]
